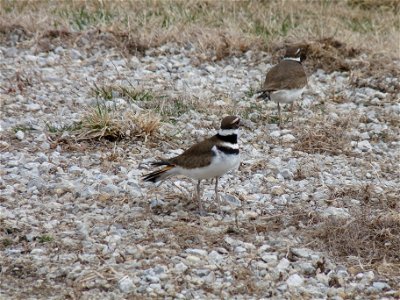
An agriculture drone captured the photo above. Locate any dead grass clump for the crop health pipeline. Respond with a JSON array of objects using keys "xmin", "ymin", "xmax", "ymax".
[
  {"xmin": 349, "ymin": 55, "xmax": 400, "ymax": 95},
  {"xmin": 348, "ymin": 0, "xmax": 400, "ymax": 12},
  {"xmin": 327, "ymin": 184, "xmax": 399, "ymax": 210},
  {"xmin": 304, "ymin": 38, "xmax": 360, "ymax": 73},
  {"xmin": 0, "ymin": 22, "xmax": 31, "ymax": 46},
  {"xmin": 309, "ymin": 210, "xmax": 400, "ymax": 271},
  {"xmin": 293, "ymin": 115, "xmax": 355, "ymax": 155},
  {"xmin": 45, "ymin": 100, "xmax": 161, "ymax": 142},
  {"xmin": 36, "ymin": 29, "xmax": 74, "ymax": 52},
  {"xmin": 77, "ymin": 104, "xmax": 160, "ymax": 141}
]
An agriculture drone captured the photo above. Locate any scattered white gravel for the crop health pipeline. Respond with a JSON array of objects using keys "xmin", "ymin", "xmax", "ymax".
[{"xmin": 1, "ymin": 41, "xmax": 399, "ymax": 299}]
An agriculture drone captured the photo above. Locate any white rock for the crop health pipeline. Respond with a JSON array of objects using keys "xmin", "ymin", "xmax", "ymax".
[
  {"xmin": 281, "ymin": 134, "xmax": 296, "ymax": 143},
  {"xmin": 270, "ymin": 130, "xmax": 281, "ymax": 138},
  {"xmin": 54, "ymin": 46, "xmax": 64, "ymax": 54},
  {"xmin": 15, "ymin": 130, "xmax": 25, "ymax": 140},
  {"xmin": 280, "ymin": 169, "xmax": 293, "ymax": 180},
  {"xmin": 320, "ymin": 207, "xmax": 350, "ymax": 219},
  {"xmin": 316, "ymin": 272, "xmax": 330, "ymax": 285},
  {"xmin": 372, "ymin": 281, "xmax": 390, "ymax": 291},
  {"xmin": 25, "ymin": 54, "xmax": 38, "ymax": 62},
  {"xmin": 286, "ymin": 274, "xmax": 304, "ymax": 287},
  {"xmin": 186, "ymin": 255, "xmax": 201, "ymax": 264},
  {"xmin": 273, "ymin": 195, "xmax": 288, "ymax": 205},
  {"xmin": 185, "ymin": 248, "xmax": 208, "ymax": 256},
  {"xmin": 70, "ymin": 49, "xmax": 82, "ymax": 59},
  {"xmin": 174, "ymin": 262, "xmax": 188, "ymax": 273},
  {"xmin": 119, "ymin": 276, "xmax": 134, "ymax": 293},
  {"xmin": 222, "ymin": 193, "xmax": 241, "ymax": 206},
  {"xmin": 261, "ymin": 254, "xmax": 278, "ymax": 263},
  {"xmin": 205, "ymin": 65, "xmax": 216, "ymax": 73},
  {"xmin": 291, "ymin": 248, "xmax": 318, "ymax": 259},
  {"xmin": 214, "ymin": 100, "xmax": 226, "ymax": 107},
  {"xmin": 208, "ymin": 250, "xmax": 224, "ymax": 264},
  {"xmin": 357, "ymin": 140, "xmax": 372, "ymax": 152},
  {"xmin": 276, "ymin": 258, "xmax": 290, "ymax": 272},
  {"xmin": 26, "ymin": 103, "xmax": 41, "ymax": 111},
  {"xmin": 150, "ymin": 199, "xmax": 165, "ymax": 208},
  {"xmin": 234, "ymin": 246, "xmax": 247, "ymax": 254},
  {"xmin": 31, "ymin": 248, "xmax": 45, "ymax": 255},
  {"xmin": 105, "ymin": 234, "xmax": 121, "ymax": 244},
  {"xmin": 258, "ymin": 244, "xmax": 272, "ymax": 253}
]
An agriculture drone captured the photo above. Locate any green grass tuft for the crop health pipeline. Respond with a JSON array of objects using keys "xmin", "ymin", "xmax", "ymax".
[
  {"xmin": 90, "ymin": 84, "xmax": 155, "ymax": 102},
  {"xmin": 38, "ymin": 235, "xmax": 53, "ymax": 243}
]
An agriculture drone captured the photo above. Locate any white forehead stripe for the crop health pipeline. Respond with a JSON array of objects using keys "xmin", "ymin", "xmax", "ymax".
[
  {"xmin": 218, "ymin": 129, "xmax": 239, "ymax": 136},
  {"xmin": 218, "ymin": 142, "xmax": 239, "ymax": 149},
  {"xmin": 230, "ymin": 117, "xmax": 240, "ymax": 124},
  {"xmin": 283, "ymin": 57, "xmax": 301, "ymax": 62}
]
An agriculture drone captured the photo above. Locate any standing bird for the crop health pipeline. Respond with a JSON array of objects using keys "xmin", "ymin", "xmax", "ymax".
[
  {"xmin": 257, "ymin": 45, "xmax": 308, "ymax": 127},
  {"xmin": 143, "ymin": 116, "xmax": 241, "ymax": 214}
]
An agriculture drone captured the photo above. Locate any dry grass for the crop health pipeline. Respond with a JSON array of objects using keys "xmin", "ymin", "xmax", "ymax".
[
  {"xmin": 76, "ymin": 103, "xmax": 160, "ymax": 141},
  {"xmin": 46, "ymin": 100, "xmax": 161, "ymax": 142},
  {"xmin": 304, "ymin": 38, "xmax": 359, "ymax": 72},
  {"xmin": 2, "ymin": 1, "xmax": 399, "ymax": 96},
  {"xmin": 1, "ymin": 0, "xmax": 399, "ymax": 56},
  {"xmin": 327, "ymin": 184, "xmax": 399, "ymax": 210},
  {"xmin": 284, "ymin": 204, "xmax": 400, "ymax": 276},
  {"xmin": 293, "ymin": 114, "xmax": 356, "ymax": 155},
  {"xmin": 309, "ymin": 210, "xmax": 400, "ymax": 273},
  {"xmin": 349, "ymin": 55, "xmax": 400, "ymax": 95}
]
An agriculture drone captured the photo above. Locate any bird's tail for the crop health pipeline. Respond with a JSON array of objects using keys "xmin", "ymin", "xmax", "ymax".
[
  {"xmin": 256, "ymin": 90, "xmax": 271, "ymax": 100},
  {"xmin": 143, "ymin": 161, "xmax": 175, "ymax": 183}
]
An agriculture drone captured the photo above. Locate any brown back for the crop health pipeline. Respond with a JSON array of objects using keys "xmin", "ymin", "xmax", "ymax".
[
  {"xmin": 168, "ymin": 136, "xmax": 220, "ymax": 169},
  {"xmin": 263, "ymin": 60, "xmax": 307, "ymax": 91}
]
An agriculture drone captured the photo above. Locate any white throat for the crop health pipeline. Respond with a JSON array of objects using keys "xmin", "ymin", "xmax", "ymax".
[
  {"xmin": 218, "ymin": 129, "xmax": 239, "ymax": 136},
  {"xmin": 283, "ymin": 57, "xmax": 301, "ymax": 62}
]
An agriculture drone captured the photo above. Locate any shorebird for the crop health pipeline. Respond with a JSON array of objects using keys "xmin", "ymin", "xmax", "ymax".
[
  {"xmin": 257, "ymin": 45, "xmax": 308, "ymax": 127},
  {"xmin": 143, "ymin": 116, "xmax": 241, "ymax": 214}
]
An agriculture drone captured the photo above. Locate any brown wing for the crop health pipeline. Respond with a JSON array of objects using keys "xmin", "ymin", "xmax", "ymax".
[
  {"xmin": 263, "ymin": 60, "xmax": 307, "ymax": 91},
  {"xmin": 168, "ymin": 136, "xmax": 218, "ymax": 169}
]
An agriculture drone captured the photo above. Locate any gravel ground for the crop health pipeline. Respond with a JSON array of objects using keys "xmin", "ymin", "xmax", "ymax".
[{"xmin": 1, "ymin": 40, "xmax": 399, "ymax": 299}]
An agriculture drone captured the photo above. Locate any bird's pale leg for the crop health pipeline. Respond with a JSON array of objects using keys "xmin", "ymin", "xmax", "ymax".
[
  {"xmin": 214, "ymin": 177, "xmax": 222, "ymax": 214},
  {"xmin": 290, "ymin": 102, "xmax": 294, "ymax": 125},
  {"xmin": 277, "ymin": 102, "xmax": 282, "ymax": 128},
  {"xmin": 196, "ymin": 180, "xmax": 204, "ymax": 215}
]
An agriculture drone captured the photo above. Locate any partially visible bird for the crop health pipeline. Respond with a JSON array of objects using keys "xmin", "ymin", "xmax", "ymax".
[
  {"xmin": 143, "ymin": 116, "xmax": 241, "ymax": 214},
  {"xmin": 257, "ymin": 45, "xmax": 308, "ymax": 127}
]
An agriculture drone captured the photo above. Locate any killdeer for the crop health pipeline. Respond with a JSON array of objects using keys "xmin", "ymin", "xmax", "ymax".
[
  {"xmin": 143, "ymin": 116, "xmax": 241, "ymax": 214},
  {"xmin": 257, "ymin": 45, "xmax": 308, "ymax": 127}
]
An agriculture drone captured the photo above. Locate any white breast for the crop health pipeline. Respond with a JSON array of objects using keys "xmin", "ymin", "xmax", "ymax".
[
  {"xmin": 174, "ymin": 147, "xmax": 240, "ymax": 180},
  {"xmin": 270, "ymin": 88, "xmax": 305, "ymax": 104}
]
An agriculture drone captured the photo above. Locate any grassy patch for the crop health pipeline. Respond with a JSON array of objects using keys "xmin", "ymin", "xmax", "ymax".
[
  {"xmin": 2, "ymin": 1, "xmax": 399, "ymax": 58},
  {"xmin": 293, "ymin": 113, "xmax": 356, "ymax": 155},
  {"xmin": 12, "ymin": 124, "xmax": 34, "ymax": 133},
  {"xmin": 310, "ymin": 210, "xmax": 400, "ymax": 270},
  {"xmin": 157, "ymin": 97, "xmax": 193, "ymax": 118},
  {"xmin": 45, "ymin": 121, "xmax": 82, "ymax": 134},
  {"xmin": 285, "ymin": 203, "xmax": 400, "ymax": 276},
  {"xmin": 244, "ymin": 85, "xmax": 259, "ymax": 99},
  {"xmin": 57, "ymin": 5, "xmax": 114, "ymax": 30},
  {"xmin": 90, "ymin": 84, "xmax": 155, "ymax": 102},
  {"xmin": 46, "ymin": 95, "xmax": 161, "ymax": 142},
  {"xmin": 2, "ymin": 238, "xmax": 13, "ymax": 247},
  {"xmin": 38, "ymin": 235, "xmax": 53, "ymax": 243},
  {"xmin": 76, "ymin": 101, "xmax": 160, "ymax": 141}
]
